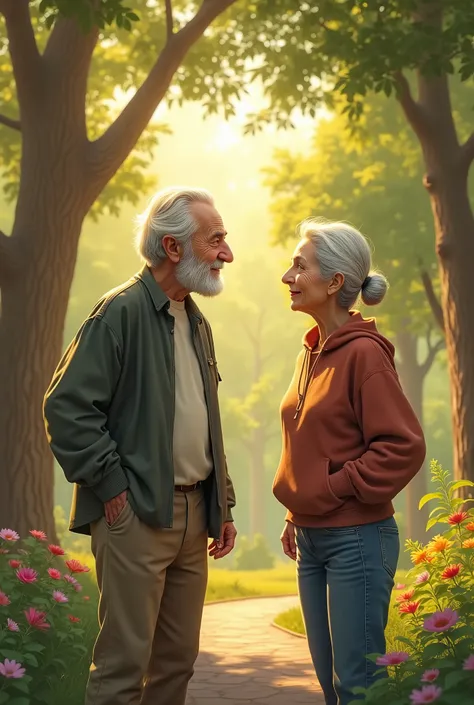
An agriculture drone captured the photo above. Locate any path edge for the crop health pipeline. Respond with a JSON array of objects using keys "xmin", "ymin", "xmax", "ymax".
[{"xmin": 205, "ymin": 592, "xmax": 298, "ymax": 606}]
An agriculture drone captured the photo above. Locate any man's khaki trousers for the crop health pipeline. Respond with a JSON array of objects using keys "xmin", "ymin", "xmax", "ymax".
[{"xmin": 84, "ymin": 487, "xmax": 208, "ymax": 705}]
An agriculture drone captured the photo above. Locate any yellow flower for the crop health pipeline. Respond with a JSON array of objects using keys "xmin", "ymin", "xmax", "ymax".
[
  {"xmin": 411, "ymin": 548, "xmax": 434, "ymax": 565},
  {"xmin": 462, "ymin": 538, "xmax": 474, "ymax": 549},
  {"xmin": 428, "ymin": 535, "xmax": 453, "ymax": 553}
]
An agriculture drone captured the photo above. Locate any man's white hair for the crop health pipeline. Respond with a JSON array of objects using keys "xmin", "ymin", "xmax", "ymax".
[{"xmin": 135, "ymin": 186, "xmax": 214, "ymax": 267}]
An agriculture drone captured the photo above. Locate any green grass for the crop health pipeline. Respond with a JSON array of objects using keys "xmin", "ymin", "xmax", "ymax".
[
  {"xmin": 205, "ymin": 563, "xmax": 297, "ymax": 601},
  {"xmin": 274, "ymin": 571, "xmax": 410, "ymax": 653}
]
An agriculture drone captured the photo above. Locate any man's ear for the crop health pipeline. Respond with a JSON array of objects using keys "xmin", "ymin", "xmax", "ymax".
[{"xmin": 162, "ymin": 235, "xmax": 182, "ymax": 263}]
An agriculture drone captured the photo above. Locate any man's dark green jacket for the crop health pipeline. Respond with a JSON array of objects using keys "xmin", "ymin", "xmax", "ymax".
[{"xmin": 43, "ymin": 266, "xmax": 236, "ymax": 539}]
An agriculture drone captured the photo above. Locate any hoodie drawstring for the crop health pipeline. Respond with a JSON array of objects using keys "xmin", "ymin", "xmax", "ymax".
[{"xmin": 294, "ymin": 347, "xmax": 324, "ymax": 420}]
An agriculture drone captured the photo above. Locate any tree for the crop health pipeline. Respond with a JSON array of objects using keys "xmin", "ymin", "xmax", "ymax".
[
  {"xmin": 221, "ymin": 0, "xmax": 474, "ymax": 486},
  {"xmin": 0, "ymin": 0, "xmax": 240, "ymax": 537},
  {"xmin": 263, "ymin": 91, "xmax": 456, "ymax": 539}
]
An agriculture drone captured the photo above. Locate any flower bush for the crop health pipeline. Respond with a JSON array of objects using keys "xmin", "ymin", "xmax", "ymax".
[
  {"xmin": 0, "ymin": 528, "xmax": 92, "ymax": 704},
  {"xmin": 349, "ymin": 461, "xmax": 474, "ymax": 705}
]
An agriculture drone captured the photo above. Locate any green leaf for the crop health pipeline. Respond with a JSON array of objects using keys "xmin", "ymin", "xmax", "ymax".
[
  {"xmin": 444, "ymin": 670, "xmax": 471, "ymax": 689},
  {"xmin": 449, "ymin": 480, "xmax": 474, "ymax": 495},
  {"xmin": 419, "ymin": 492, "xmax": 443, "ymax": 509},
  {"xmin": 0, "ymin": 649, "xmax": 24, "ymax": 661},
  {"xmin": 426, "ymin": 515, "xmax": 448, "ymax": 531},
  {"xmin": 22, "ymin": 653, "xmax": 39, "ymax": 667},
  {"xmin": 11, "ymin": 680, "xmax": 30, "ymax": 694},
  {"xmin": 0, "ymin": 693, "xmax": 9, "ymax": 704},
  {"xmin": 24, "ymin": 643, "xmax": 45, "ymax": 653},
  {"xmin": 8, "ymin": 699, "xmax": 30, "ymax": 705}
]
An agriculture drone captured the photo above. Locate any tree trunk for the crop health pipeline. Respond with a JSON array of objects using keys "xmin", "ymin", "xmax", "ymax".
[
  {"xmin": 426, "ymin": 167, "xmax": 474, "ymax": 492},
  {"xmin": 395, "ymin": 329, "xmax": 428, "ymax": 542}
]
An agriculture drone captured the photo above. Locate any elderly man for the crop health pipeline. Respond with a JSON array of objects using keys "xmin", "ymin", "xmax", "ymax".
[{"xmin": 43, "ymin": 187, "xmax": 237, "ymax": 705}]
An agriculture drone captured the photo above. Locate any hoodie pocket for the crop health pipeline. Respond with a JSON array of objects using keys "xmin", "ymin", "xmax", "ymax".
[{"xmin": 273, "ymin": 458, "xmax": 345, "ymax": 517}]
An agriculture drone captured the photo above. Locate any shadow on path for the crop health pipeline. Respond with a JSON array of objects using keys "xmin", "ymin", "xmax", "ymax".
[{"xmin": 187, "ymin": 596, "xmax": 324, "ymax": 704}]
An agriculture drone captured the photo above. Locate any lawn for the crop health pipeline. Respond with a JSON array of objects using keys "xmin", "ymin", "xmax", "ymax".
[{"xmin": 274, "ymin": 571, "xmax": 409, "ymax": 652}]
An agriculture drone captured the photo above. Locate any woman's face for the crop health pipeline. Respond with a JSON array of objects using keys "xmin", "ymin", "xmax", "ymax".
[{"xmin": 282, "ymin": 239, "xmax": 335, "ymax": 314}]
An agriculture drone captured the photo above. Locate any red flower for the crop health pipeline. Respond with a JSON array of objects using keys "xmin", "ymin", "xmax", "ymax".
[
  {"xmin": 8, "ymin": 559, "xmax": 21, "ymax": 569},
  {"xmin": 68, "ymin": 615, "xmax": 80, "ymax": 623},
  {"xmin": 65, "ymin": 559, "xmax": 90, "ymax": 574},
  {"xmin": 48, "ymin": 544, "xmax": 65, "ymax": 556},
  {"xmin": 399, "ymin": 601, "xmax": 421, "ymax": 614},
  {"xmin": 396, "ymin": 589, "xmax": 415, "ymax": 603},
  {"xmin": 29, "ymin": 530, "xmax": 47, "ymax": 541},
  {"xmin": 0, "ymin": 591, "xmax": 11, "ymax": 606},
  {"xmin": 24, "ymin": 607, "xmax": 50, "ymax": 631},
  {"xmin": 441, "ymin": 564, "xmax": 462, "ymax": 580},
  {"xmin": 448, "ymin": 511, "xmax": 470, "ymax": 525},
  {"xmin": 47, "ymin": 568, "xmax": 61, "ymax": 580}
]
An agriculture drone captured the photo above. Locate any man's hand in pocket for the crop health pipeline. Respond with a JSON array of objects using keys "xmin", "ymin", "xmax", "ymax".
[{"xmin": 104, "ymin": 491, "xmax": 128, "ymax": 526}]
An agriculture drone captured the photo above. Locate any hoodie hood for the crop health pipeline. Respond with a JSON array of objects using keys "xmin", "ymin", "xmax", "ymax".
[
  {"xmin": 303, "ymin": 311, "xmax": 395, "ymax": 361},
  {"xmin": 294, "ymin": 312, "xmax": 395, "ymax": 419}
]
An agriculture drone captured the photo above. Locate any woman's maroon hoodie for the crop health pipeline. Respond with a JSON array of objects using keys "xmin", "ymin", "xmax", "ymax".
[{"xmin": 273, "ymin": 312, "xmax": 426, "ymax": 527}]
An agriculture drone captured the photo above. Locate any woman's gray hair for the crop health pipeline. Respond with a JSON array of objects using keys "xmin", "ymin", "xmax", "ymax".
[
  {"xmin": 298, "ymin": 218, "xmax": 388, "ymax": 308},
  {"xmin": 135, "ymin": 186, "xmax": 214, "ymax": 267}
]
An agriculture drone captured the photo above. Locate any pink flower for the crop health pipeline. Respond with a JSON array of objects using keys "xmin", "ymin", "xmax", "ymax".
[
  {"xmin": 463, "ymin": 654, "xmax": 474, "ymax": 671},
  {"xmin": 16, "ymin": 567, "xmax": 38, "ymax": 584},
  {"xmin": 48, "ymin": 544, "xmax": 65, "ymax": 556},
  {"xmin": 424, "ymin": 608, "xmax": 459, "ymax": 632},
  {"xmin": 29, "ymin": 530, "xmax": 47, "ymax": 541},
  {"xmin": 410, "ymin": 685, "xmax": 442, "ymax": 703},
  {"xmin": 83, "ymin": 595, "xmax": 90, "ymax": 601},
  {"xmin": 0, "ymin": 658, "xmax": 25, "ymax": 679},
  {"xmin": 68, "ymin": 615, "xmax": 80, "ymax": 623},
  {"xmin": 415, "ymin": 571, "xmax": 430, "ymax": 585},
  {"xmin": 394, "ymin": 583, "xmax": 406, "ymax": 590},
  {"xmin": 52, "ymin": 590, "xmax": 68, "ymax": 604},
  {"xmin": 0, "ymin": 549, "xmax": 9, "ymax": 554},
  {"xmin": 64, "ymin": 574, "xmax": 81, "ymax": 591},
  {"xmin": 8, "ymin": 559, "xmax": 21, "ymax": 569},
  {"xmin": 6, "ymin": 618, "xmax": 19, "ymax": 632},
  {"xmin": 24, "ymin": 607, "xmax": 50, "ymax": 631},
  {"xmin": 65, "ymin": 559, "xmax": 90, "ymax": 574},
  {"xmin": 0, "ymin": 592, "xmax": 10, "ymax": 606},
  {"xmin": 421, "ymin": 669, "xmax": 439, "ymax": 682},
  {"xmin": 376, "ymin": 651, "xmax": 410, "ymax": 666},
  {"xmin": 47, "ymin": 568, "xmax": 61, "ymax": 580},
  {"xmin": 0, "ymin": 529, "xmax": 19, "ymax": 542}
]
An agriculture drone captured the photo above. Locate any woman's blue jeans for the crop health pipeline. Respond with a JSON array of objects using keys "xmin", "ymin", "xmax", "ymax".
[{"xmin": 295, "ymin": 517, "xmax": 399, "ymax": 705}]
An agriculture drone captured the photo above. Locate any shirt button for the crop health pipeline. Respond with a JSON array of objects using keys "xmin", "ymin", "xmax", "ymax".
[{"xmin": 170, "ymin": 328, "xmax": 174, "ymax": 334}]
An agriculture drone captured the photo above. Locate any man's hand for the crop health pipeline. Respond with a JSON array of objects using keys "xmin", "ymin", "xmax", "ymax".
[
  {"xmin": 280, "ymin": 521, "xmax": 297, "ymax": 561},
  {"xmin": 208, "ymin": 521, "xmax": 237, "ymax": 560},
  {"xmin": 104, "ymin": 490, "xmax": 128, "ymax": 526}
]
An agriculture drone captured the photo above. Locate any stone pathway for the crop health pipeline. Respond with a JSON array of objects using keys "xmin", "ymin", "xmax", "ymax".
[{"xmin": 186, "ymin": 595, "xmax": 324, "ymax": 704}]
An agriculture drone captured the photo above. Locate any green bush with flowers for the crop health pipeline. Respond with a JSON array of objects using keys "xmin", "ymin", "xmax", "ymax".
[
  {"xmin": 0, "ymin": 528, "xmax": 95, "ymax": 704},
  {"xmin": 350, "ymin": 461, "xmax": 474, "ymax": 705}
]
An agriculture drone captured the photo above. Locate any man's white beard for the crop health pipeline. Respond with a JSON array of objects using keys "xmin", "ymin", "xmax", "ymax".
[{"xmin": 176, "ymin": 241, "xmax": 224, "ymax": 297}]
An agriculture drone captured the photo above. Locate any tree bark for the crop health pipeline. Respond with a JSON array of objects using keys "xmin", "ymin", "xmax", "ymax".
[
  {"xmin": 396, "ymin": 329, "xmax": 428, "ymax": 543},
  {"xmin": 397, "ymin": 59, "xmax": 474, "ymax": 492}
]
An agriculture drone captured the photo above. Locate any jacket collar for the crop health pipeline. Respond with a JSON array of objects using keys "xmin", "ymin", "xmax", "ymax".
[{"xmin": 136, "ymin": 265, "xmax": 203, "ymax": 323}]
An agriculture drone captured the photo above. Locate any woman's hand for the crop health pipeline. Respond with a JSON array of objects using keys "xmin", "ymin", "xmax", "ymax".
[{"xmin": 280, "ymin": 521, "xmax": 297, "ymax": 561}]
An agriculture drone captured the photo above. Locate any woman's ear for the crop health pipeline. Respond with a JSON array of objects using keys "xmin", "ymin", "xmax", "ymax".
[
  {"xmin": 161, "ymin": 235, "xmax": 182, "ymax": 263},
  {"xmin": 328, "ymin": 272, "xmax": 345, "ymax": 295}
]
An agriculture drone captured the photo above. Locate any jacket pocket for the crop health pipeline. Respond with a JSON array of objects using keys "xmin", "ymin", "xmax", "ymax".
[{"xmin": 273, "ymin": 458, "xmax": 345, "ymax": 516}]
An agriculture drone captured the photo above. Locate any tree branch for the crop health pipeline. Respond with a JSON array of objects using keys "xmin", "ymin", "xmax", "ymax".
[
  {"xmin": 0, "ymin": 113, "xmax": 21, "ymax": 131},
  {"xmin": 420, "ymin": 327, "xmax": 445, "ymax": 378},
  {"xmin": 418, "ymin": 258, "xmax": 444, "ymax": 331},
  {"xmin": 88, "ymin": 0, "xmax": 237, "ymax": 192},
  {"xmin": 0, "ymin": 0, "xmax": 43, "ymax": 118},
  {"xmin": 165, "ymin": 0, "xmax": 174, "ymax": 39},
  {"xmin": 394, "ymin": 71, "xmax": 429, "ymax": 142}
]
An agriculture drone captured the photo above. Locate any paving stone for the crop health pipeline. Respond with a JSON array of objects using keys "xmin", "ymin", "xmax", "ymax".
[{"xmin": 186, "ymin": 596, "xmax": 325, "ymax": 704}]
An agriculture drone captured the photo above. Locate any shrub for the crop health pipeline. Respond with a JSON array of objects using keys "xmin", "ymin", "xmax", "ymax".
[
  {"xmin": 0, "ymin": 528, "xmax": 94, "ymax": 704},
  {"xmin": 350, "ymin": 461, "xmax": 474, "ymax": 705},
  {"xmin": 233, "ymin": 534, "xmax": 276, "ymax": 571}
]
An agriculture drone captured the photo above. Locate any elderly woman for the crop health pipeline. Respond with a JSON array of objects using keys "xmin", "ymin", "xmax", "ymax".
[{"xmin": 273, "ymin": 219, "xmax": 426, "ymax": 705}]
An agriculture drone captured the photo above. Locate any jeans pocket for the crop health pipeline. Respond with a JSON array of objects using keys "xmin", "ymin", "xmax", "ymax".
[{"xmin": 378, "ymin": 526, "xmax": 400, "ymax": 578}]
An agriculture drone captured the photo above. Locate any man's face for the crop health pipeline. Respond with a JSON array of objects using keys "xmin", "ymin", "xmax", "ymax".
[{"xmin": 176, "ymin": 202, "xmax": 233, "ymax": 297}]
